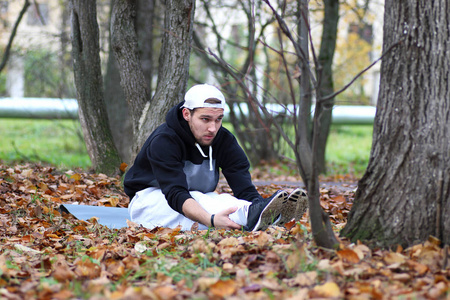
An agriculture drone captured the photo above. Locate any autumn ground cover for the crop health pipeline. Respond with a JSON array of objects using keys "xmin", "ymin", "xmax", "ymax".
[{"xmin": 0, "ymin": 163, "xmax": 449, "ymax": 299}]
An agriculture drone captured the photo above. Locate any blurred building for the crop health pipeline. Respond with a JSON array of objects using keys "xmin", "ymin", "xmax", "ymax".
[{"xmin": 0, "ymin": 0, "xmax": 67, "ymax": 97}]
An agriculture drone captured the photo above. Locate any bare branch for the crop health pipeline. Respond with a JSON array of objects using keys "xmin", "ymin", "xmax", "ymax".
[
  {"xmin": 319, "ymin": 39, "xmax": 403, "ymax": 103},
  {"xmin": 0, "ymin": 0, "xmax": 31, "ymax": 73}
]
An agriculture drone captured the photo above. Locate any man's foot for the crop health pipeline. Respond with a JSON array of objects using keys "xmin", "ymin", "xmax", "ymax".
[
  {"xmin": 277, "ymin": 188, "xmax": 308, "ymax": 226},
  {"xmin": 244, "ymin": 190, "xmax": 288, "ymax": 231}
]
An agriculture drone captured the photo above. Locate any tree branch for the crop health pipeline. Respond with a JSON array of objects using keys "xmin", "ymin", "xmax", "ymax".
[
  {"xmin": 319, "ymin": 39, "xmax": 403, "ymax": 102},
  {"xmin": 0, "ymin": 0, "xmax": 30, "ymax": 73}
]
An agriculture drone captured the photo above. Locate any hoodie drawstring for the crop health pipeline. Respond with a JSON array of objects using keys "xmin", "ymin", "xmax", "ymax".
[{"xmin": 195, "ymin": 143, "xmax": 213, "ymax": 171}]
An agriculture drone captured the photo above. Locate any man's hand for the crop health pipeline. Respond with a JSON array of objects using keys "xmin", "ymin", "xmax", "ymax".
[
  {"xmin": 182, "ymin": 198, "xmax": 241, "ymax": 230},
  {"xmin": 212, "ymin": 206, "xmax": 241, "ymax": 230}
]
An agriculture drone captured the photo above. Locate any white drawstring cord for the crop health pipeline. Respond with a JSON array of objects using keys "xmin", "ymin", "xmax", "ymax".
[{"xmin": 195, "ymin": 143, "xmax": 213, "ymax": 171}]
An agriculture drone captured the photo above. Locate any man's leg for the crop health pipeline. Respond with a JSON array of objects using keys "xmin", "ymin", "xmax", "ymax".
[{"xmin": 128, "ymin": 187, "xmax": 205, "ymax": 230}]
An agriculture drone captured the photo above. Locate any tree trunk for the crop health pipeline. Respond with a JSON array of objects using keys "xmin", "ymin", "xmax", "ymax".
[
  {"xmin": 297, "ymin": 0, "xmax": 339, "ymax": 249},
  {"xmin": 70, "ymin": 0, "xmax": 122, "ymax": 176},
  {"xmin": 135, "ymin": 0, "xmax": 194, "ymax": 152},
  {"xmin": 111, "ymin": 0, "xmax": 194, "ymax": 159},
  {"xmin": 315, "ymin": 0, "xmax": 339, "ymax": 174},
  {"xmin": 136, "ymin": 0, "xmax": 155, "ymax": 95},
  {"xmin": 104, "ymin": 0, "xmax": 133, "ymax": 165},
  {"xmin": 110, "ymin": 0, "xmax": 148, "ymax": 146},
  {"xmin": 341, "ymin": 0, "xmax": 450, "ymax": 248},
  {"xmin": 296, "ymin": 0, "xmax": 313, "ymax": 184},
  {"xmin": 104, "ymin": 34, "xmax": 132, "ymax": 164}
]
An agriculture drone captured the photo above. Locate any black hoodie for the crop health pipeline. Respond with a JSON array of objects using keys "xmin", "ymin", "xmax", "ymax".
[{"xmin": 124, "ymin": 102, "xmax": 263, "ymax": 214}]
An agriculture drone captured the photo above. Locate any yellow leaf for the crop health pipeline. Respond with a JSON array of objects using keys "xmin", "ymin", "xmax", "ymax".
[
  {"xmin": 70, "ymin": 173, "xmax": 81, "ymax": 181},
  {"xmin": 313, "ymin": 281, "xmax": 341, "ymax": 298}
]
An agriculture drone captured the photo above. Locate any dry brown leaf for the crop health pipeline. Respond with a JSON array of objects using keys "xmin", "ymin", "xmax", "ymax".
[
  {"xmin": 383, "ymin": 252, "xmax": 406, "ymax": 265},
  {"xmin": 209, "ymin": 279, "xmax": 237, "ymax": 298},
  {"xmin": 218, "ymin": 237, "xmax": 239, "ymax": 247},
  {"xmin": 153, "ymin": 285, "xmax": 178, "ymax": 300},
  {"xmin": 337, "ymin": 248, "xmax": 360, "ymax": 263}
]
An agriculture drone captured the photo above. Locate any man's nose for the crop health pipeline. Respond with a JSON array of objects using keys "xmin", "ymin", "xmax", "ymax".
[{"xmin": 208, "ymin": 122, "xmax": 218, "ymax": 132}]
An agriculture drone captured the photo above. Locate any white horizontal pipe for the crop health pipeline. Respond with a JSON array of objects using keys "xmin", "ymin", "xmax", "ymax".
[
  {"xmin": 0, "ymin": 98, "xmax": 375, "ymax": 125},
  {"xmin": 0, "ymin": 98, "xmax": 78, "ymax": 119}
]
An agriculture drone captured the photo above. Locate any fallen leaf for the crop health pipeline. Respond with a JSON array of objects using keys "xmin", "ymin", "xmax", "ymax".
[
  {"xmin": 383, "ymin": 252, "xmax": 406, "ymax": 265},
  {"xmin": 312, "ymin": 281, "xmax": 341, "ymax": 298},
  {"xmin": 209, "ymin": 279, "xmax": 237, "ymax": 298},
  {"xmin": 120, "ymin": 163, "xmax": 128, "ymax": 173},
  {"xmin": 337, "ymin": 248, "xmax": 360, "ymax": 263}
]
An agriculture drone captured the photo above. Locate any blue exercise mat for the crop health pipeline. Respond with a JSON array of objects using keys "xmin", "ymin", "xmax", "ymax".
[{"xmin": 59, "ymin": 204, "xmax": 130, "ymax": 229}]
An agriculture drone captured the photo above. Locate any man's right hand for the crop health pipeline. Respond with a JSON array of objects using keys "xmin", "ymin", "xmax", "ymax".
[
  {"xmin": 182, "ymin": 199, "xmax": 241, "ymax": 230},
  {"xmin": 213, "ymin": 206, "xmax": 241, "ymax": 230}
]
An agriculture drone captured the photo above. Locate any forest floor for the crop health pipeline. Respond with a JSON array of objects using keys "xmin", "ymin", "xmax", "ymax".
[{"xmin": 0, "ymin": 163, "xmax": 448, "ymax": 299}]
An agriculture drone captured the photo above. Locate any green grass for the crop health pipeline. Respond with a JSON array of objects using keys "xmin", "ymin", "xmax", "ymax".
[
  {"xmin": 325, "ymin": 125, "xmax": 373, "ymax": 176},
  {"xmin": 0, "ymin": 119, "xmax": 373, "ymax": 176},
  {"xmin": 0, "ymin": 119, "xmax": 90, "ymax": 170}
]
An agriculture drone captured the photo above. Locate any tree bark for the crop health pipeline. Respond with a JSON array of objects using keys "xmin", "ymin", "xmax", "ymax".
[
  {"xmin": 104, "ymin": 36, "xmax": 132, "ymax": 164},
  {"xmin": 341, "ymin": 0, "xmax": 450, "ymax": 248},
  {"xmin": 315, "ymin": 0, "xmax": 339, "ymax": 174},
  {"xmin": 298, "ymin": 0, "xmax": 339, "ymax": 249},
  {"xmin": 104, "ymin": 0, "xmax": 133, "ymax": 165},
  {"xmin": 135, "ymin": 0, "xmax": 194, "ymax": 152},
  {"xmin": 136, "ymin": 0, "xmax": 155, "ymax": 95},
  {"xmin": 111, "ymin": 0, "xmax": 194, "ymax": 158},
  {"xmin": 70, "ymin": 0, "xmax": 122, "ymax": 176},
  {"xmin": 110, "ymin": 0, "xmax": 148, "ymax": 146}
]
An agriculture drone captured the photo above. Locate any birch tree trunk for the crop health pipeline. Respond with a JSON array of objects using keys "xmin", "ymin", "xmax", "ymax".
[{"xmin": 341, "ymin": 0, "xmax": 450, "ymax": 248}]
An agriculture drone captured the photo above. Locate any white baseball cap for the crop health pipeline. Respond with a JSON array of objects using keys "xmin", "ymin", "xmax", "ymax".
[{"xmin": 182, "ymin": 84, "xmax": 226, "ymax": 110}]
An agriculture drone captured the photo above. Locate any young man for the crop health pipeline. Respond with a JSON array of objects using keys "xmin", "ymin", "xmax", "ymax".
[{"xmin": 124, "ymin": 84, "xmax": 306, "ymax": 231}]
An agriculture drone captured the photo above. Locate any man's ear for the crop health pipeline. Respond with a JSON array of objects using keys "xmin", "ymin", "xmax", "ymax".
[{"xmin": 182, "ymin": 108, "xmax": 191, "ymax": 121}]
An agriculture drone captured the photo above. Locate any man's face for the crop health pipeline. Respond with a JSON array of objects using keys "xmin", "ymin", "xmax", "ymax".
[{"xmin": 182, "ymin": 107, "xmax": 224, "ymax": 146}]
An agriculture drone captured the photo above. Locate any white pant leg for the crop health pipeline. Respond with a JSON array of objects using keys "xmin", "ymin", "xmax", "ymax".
[
  {"xmin": 190, "ymin": 191, "xmax": 250, "ymax": 225},
  {"xmin": 128, "ymin": 188, "xmax": 251, "ymax": 230}
]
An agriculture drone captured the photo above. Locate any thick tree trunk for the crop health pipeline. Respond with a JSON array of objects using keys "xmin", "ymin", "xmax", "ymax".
[
  {"xmin": 136, "ymin": 0, "xmax": 155, "ymax": 95},
  {"xmin": 315, "ymin": 0, "xmax": 339, "ymax": 174},
  {"xmin": 111, "ymin": 0, "xmax": 194, "ymax": 159},
  {"xmin": 70, "ymin": 0, "xmax": 122, "ymax": 176},
  {"xmin": 110, "ymin": 0, "xmax": 148, "ymax": 146},
  {"xmin": 104, "ymin": 0, "xmax": 156, "ymax": 165},
  {"xmin": 104, "ymin": 38, "xmax": 132, "ymax": 165},
  {"xmin": 136, "ymin": 0, "xmax": 194, "ymax": 152},
  {"xmin": 341, "ymin": 0, "xmax": 450, "ymax": 248}
]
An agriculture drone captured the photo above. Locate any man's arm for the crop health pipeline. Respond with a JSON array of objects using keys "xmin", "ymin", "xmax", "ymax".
[{"xmin": 182, "ymin": 198, "xmax": 241, "ymax": 230}]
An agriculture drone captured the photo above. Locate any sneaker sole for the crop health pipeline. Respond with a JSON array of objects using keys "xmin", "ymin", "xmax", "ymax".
[
  {"xmin": 278, "ymin": 188, "xmax": 308, "ymax": 226},
  {"xmin": 252, "ymin": 190, "xmax": 288, "ymax": 232}
]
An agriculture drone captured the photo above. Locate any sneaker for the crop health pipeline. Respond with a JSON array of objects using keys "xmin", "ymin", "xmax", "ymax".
[
  {"xmin": 277, "ymin": 188, "xmax": 308, "ymax": 226},
  {"xmin": 244, "ymin": 190, "xmax": 288, "ymax": 231}
]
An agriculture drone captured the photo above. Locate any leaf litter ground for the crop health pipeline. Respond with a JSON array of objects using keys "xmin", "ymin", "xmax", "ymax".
[{"xmin": 0, "ymin": 163, "xmax": 448, "ymax": 299}]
